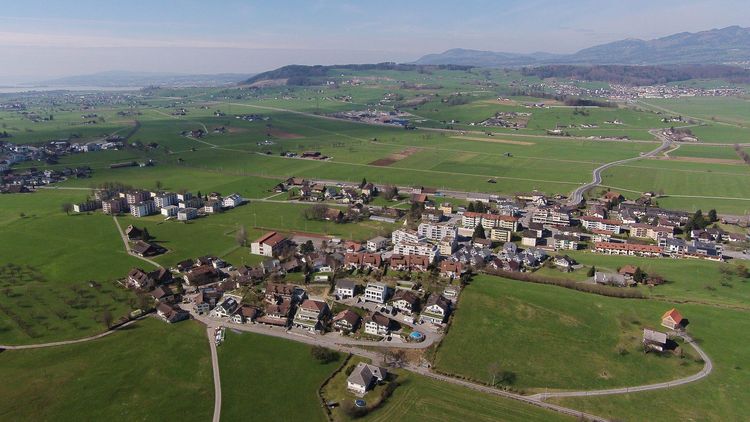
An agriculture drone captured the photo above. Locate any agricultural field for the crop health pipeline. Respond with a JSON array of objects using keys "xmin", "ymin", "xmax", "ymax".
[
  {"xmin": 0, "ymin": 189, "xmax": 142, "ymax": 344},
  {"xmin": 217, "ymin": 330, "xmax": 342, "ymax": 422},
  {"xmin": 435, "ymin": 275, "xmax": 702, "ymax": 391},
  {"xmin": 0, "ymin": 318, "xmax": 213, "ymax": 421},
  {"xmin": 552, "ymin": 302, "xmax": 750, "ymax": 421}
]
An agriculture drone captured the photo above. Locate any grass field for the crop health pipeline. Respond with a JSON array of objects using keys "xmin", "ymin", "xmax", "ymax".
[
  {"xmin": 0, "ymin": 318, "xmax": 213, "ymax": 421},
  {"xmin": 218, "ymin": 330, "xmax": 341, "ymax": 422},
  {"xmin": 0, "ymin": 190, "xmax": 142, "ymax": 344},
  {"xmin": 434, "ymin": 275, "xmax": 701, "ymax": 391},
  {"xmin": 552, "ymin": 302, "xmax": 750, "ymax": 421}
]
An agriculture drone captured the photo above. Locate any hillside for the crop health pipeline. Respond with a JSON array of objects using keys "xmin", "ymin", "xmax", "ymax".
[{"xmin": 414, "ymin": 26, "xmax": 750, "ymax": 67}]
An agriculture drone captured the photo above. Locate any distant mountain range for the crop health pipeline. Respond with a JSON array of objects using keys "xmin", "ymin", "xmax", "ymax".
[
  {"xmin": 34, "ymin": 71, "xmax": 254, "ymax": 88},
  {"xmin": 413, "ymin": 26, "xmax": 750, "ymax": 67}
]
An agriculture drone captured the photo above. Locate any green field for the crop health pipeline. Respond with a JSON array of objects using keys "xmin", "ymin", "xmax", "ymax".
[
  {"xmin": 435, "ymin": 275, "xmax": 701, "ymax": 391},
  {"xmin": 218, "ymin": 330, "xmax": 342, "ymax": 422},
  {"xmin": 552, "ymin": 302, "xmax": 750, "ymax": 421},
  {"xmin": 0, "ymin": 318, "xmax": 213, "ymax": 421}
]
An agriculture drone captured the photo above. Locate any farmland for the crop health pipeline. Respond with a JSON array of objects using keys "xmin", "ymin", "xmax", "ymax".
[
  {"xmin": 218, "ymin": 330, "xmax": 342, "ymax": 422},
  {"xmin": 435, "ymin": 275, "xmax": 701, "ymax": 391},
  {"xmin": 0, "ymin": 318, "xmax": 213, "ymax": 421}
]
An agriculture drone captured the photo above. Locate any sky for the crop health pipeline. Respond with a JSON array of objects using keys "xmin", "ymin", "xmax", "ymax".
[{"xmin": 1, "ymin": 0, "xmax": 749, "ymax": 83}]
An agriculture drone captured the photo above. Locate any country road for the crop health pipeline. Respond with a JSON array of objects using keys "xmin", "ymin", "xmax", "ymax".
[
  {"xmin": 0, "ymin": 315, "xmax": 146, "ymax": 350},
  {"xmin": 205, "ymin": 326, "xmax": 222, "ymax": 422},
  {"xmin": 529, "ymin": 333, "xmax": 712, "ymax": 400},
  {"xmin": 565, "ymin": 135, "xmax": 672, "ymax": 206}
]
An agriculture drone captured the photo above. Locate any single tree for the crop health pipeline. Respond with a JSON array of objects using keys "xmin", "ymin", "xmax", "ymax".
[
  {"xmin": 102, "ymin": 309, "xmax": 113, "ymax": 329},
  {"xmin": 708, "ymin": 209, "xmax": 718, "ymax": 223},
  {"xmin": 587, "ymin": 266, "xmax": 596, "ymax": 277},
  {"xmin": 155, "ymin": 180, "xmax": 163, "ymax": 190},
  {"xmin": 360, "ymin": 177, "xmax": 367, "ymax": 188},
  {"xmin": 61, "ymin": 202, "xmax": 73, "ymax": 215},
  {"xmin": 633, "ymin": 267, "xmax": 645, "ymax": 283},
  {"xmin": 472, "ymin": 224, "xmax": 486, "ymax": 240},
  {"xmin": 235, "ymin": 225, "xmax": 248, "ymax": 247},
  {"xmin": 467, "ymin": 202, "xmax": 476, "ymax": 212},
  {"xmin": 300, "ymin": 240, "xmax": 315, "ymax": 254}
]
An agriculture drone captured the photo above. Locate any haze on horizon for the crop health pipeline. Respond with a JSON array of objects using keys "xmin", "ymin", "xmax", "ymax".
[{"xmin": 2, "ymin": 0, "xmax": 749, "ymax": 84}]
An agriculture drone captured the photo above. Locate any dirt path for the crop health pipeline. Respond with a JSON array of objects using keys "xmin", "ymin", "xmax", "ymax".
[
  {"xmin": 0, "ymin": 315, "xmax": 147, "ymax": 350},
  {"xmin": 112, "ymin": 216, "xmax": 162, "ymax": 268}
]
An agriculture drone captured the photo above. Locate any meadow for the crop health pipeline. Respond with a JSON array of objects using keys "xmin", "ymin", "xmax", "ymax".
[
  {"xmin": 0, "ymin": 318, "xmax": 213, "ymax": 421},
  {"xmin": 435, "ymin": 275, "xmax": 702, "ymax": 391},
  {"xmin": 218, "ymin": 330, "xmax": 341, "ymax": 422}
]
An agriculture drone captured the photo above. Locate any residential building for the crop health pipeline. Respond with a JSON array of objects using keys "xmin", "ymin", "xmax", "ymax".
[
  {"xmin": 440, "ymin": 260, "xmax": 464, "ymax": 279},
  {"xmin": 130, "ymin": 200, "xmax": 156, "ymax": 218},
  {"xmin": 177, "ymin": 207, "xmax": 198, "ymax": 221},
  {"xmin": 156, "ymin": 303, "xmax": 189, "ymax": 323},
  {"xmin": 203, "ymin": 200, "xmax": 221, "ymax": 214},
  {"xmin": 346, "ymin": 363, "xmax": 387, "ymax": 395},
  {"xmin": 154, "ymin": 192, "xmax": 177, "ymax": 208},
  {"xmin": 392, "ymin": 241, "xmax": 439, "ymax": 263},
  {"xmin": 125, "ymin": 190, "xmax": 149, "ymax": 205},
  {"xmin": 210, "ymin": 297, "xmax": 239, "ymax": 318},
  {"xmin": 161, "ymin": 205, "xmax": 179, "ymax": 217},
  {"xmin": 102, "ymin": 198, "xmax": 126, "ymax": 214},
  {"xmin": 366, "ymin": 236, "xmax": 388, "ymax": 252},
  {"xmin": 593, "ymin": 242, "xmax": 663, "ymax": 257},
  {"xmin": 332, "ymin": 309, "xmax": 361, "ymax": 333},
  {"xmin": 438, "ymin": 236, "xmax": 457, "ymax": 255},
  {"xmin": 490, "ymin": 227, "xmax": 512, "ymax": 242},
  {"xmin": 421, "ymin": 294, "xmax": 451, "ymax": 324},
  {"xmin": 521, "ymin": 230, "xmax": 540, "ymax": 247},
  {"xmin": 257, "ymin": 299, "xmax": 293, "ymax": 327},
  {"xmin": 391, "ymin": 229, "xmax": 423, "ymax": 245},
  {"xmin": 364, "ymin": 282, "xmax": 389, "ymax": 304},
  {"xmin": 531, "ymin": 208, "xmax": 570, "ymax": 226},
  {"xmin": 251, "ymin": 231, "xmax": 290, "ymax": 257},
  {"xmin": 553, "ymin": 234, "xmax": 580, "ymax": 250},
  {"xmin": 222, "ymin": 193, "xmax": 244, "ymax": 208},
  {"xmin": 334, "ymin": 279, "xmax": 356, "ymax": 299},
  {"xmin": 417, "ymin": 222, "xmax": 457, "ymax": 241},
  {"xmin": 580, "ymin": 216, "xmax": 623, "ymax": 234},
  {"xmin": 390, "ymin": 290, "xmax": 420, "ymax": 315},
  {"xmin": 231, "ymin": 305, "xmax": 258, "ymax": 324},
  {"xmin": 293, "ymin": 299, "xmax": 329, "ymax": 332},
  {"xmin": 364, "ymin": 312, "xmax": 393, "ymax": 336}
]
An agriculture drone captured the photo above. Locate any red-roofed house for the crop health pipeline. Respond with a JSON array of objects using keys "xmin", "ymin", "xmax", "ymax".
[
  {"xmin": 251, "ymin": 231, "xmax": 290, "ymax": 256},
  {"xmin": 661, "ymin": 308, "xmax": 684, "ymax": 330}
]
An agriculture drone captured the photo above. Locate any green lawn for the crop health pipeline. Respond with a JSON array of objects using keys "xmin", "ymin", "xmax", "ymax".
[
  {"xmin": 435, "ymin": 275, "xmax": 701, "ymax": 391},
  {"xmin": 218, "ymin": 330, "xmax": 341, "ymax": 422},
  {"xmin": 0, "ymin": 318, "xmax": 213, "ymax": 421}
]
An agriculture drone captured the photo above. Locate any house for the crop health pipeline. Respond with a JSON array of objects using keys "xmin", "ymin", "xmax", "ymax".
[
  {"xmin": 618, "ymin": 265, "xmax": 638, "ymax": 280},
  {"xmin": 150, "ymin": 285, "xmax": 176, "ymax": 303},
  {"xmin": 390, "ymin": 290, "xmax": 420, "ymax": 315},
  {"xmin": 552, "ymin": 255, "xmax": 576, "ymax": 270},
  {"xmin": 125, "ymin": 225, "xmax": 144, "ymax": 241},
  {"xmin": 332, "ymin": 309, "xmax": 361, "ymax": 333},
  {"xmin": 222, "ymin": 193, "xmax": 244, "ymax": 208},
  {"xmin": 421, "ymin": 294, "xmax": 451, "ymax": 324},
  {"xmin": 334, "ymin": 279, "xmax": 356, "ymax": 299},
  {"xmin": 127, "ymin": 268, "xmax": 154, "ymax": 290},
  {"xmin": 643, "ymin": 329, "xmax": 669, "ymax": 352},
  {"xmin": 257, "ymin": 298, "xmax": 293, "ymax": 327},
  {"xmin": 210, "ymin": 297, "xmax": 239, "ymax": 318},
  {"xmin": 177, "ymin": 207, "xmax": 198, "ymax": 221},
  {"xmin": 156, "ymin": 303, "xmax": 189, "ymax": 323},
  {"xmin": 131, "ymin": 240, "xmax": 162, "ymax": 257},
  {"xmin": 265, "ymin": 282, "xmax": 297, "ymax": 303},
  {"xmin": 553, "ymin": 234, "xmax": 579, "ymax": 251},
  {"xmin": 661, "ymin": 308, "xmax": 685, "ymax": 330},
  {"xmin": 364, "ymin": 312, "xmax": 393, "ymax": 336},
  {"xmin": 292, "ymin": 299, "xmax": 330, "ymax": 332},
  {"xmin": 440, "ymin": 260, "xmax": 464, "ymax": 279},
  {"xmin": 324, "ymin": 207, "xmax": 345, "ymax": 222},
  {"xmin": 183, "ymin": 265, "xmax": 218, "ymax": 286},
  {"xmin": 346, "ymin": 363, "xmax": 387, "ymax": 395},
  {"xmin": 367, "ymin": 236, "xmax": 388, "ymax": 252},
  {"xmin": 521, "ymin": 230, "xmax": 540, "ymax": 247},
  {"xmin": 594, "ymin": 271, "xmax": 630, "ymax": 287},
  {"xmin": 203, "ymin": 200, "xmax": 222, "ymax": 214},
  {"xmin": 231, "ymin": 305, "xmax": 259, "ymax": 324},
  {"xmin": 251, "ymin": 231, "xmax": 290, "ymax": 257},
  {"xmin": 364, "ymin": 282, "xmax": 390, "ymax": 304}
]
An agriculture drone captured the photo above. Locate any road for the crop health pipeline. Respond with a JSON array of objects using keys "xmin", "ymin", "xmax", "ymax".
[
  {"xmin": 565, "ymin": 134, "xmax": 672, "ymax": 206},
  {"xmin": 205, "ymin": 326, "xmax": 222, "ymax": 422},
  {"xmin": 529, "ymin": 333, "xmax": 713, "ymax": 401},
  {"xmin": 0, "ymin": 315, "xmax": 146, "ymax": 350}
]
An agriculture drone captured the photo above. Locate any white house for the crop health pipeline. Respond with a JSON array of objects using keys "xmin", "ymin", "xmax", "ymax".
[
  {"xmin": 346, "ymin": 363, "xmax": 387, "ymax": 395},
  {"xmin": 222, "ymin": 193, "xmax": 244, "ymax": 208},
  {"xmin": 366, "ymin": 236, "xmax": 388, "ymax": 252},
  {"xmin": 421, "ymin": 294, "xmax": 451, "ymax": 324},
  {"xmin": 364, "ymin": 312, "xmax": 392, "ymax": 336},
  {"xmin": 209, "ymin": 298, "xmax": 239, "ymax": 318},
  {"xmin": 334, "ymin": 279, "xmax": 356, "ymax": 299},
  {"xmin": 364, "ymin": 282, "xmax": 389, "ymax": 304}
]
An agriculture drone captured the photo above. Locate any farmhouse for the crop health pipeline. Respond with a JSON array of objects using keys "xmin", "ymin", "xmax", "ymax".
[
  {"xmin": 643, "ymin": 328, "xmax": 669, "ymax": 352},
  {"xmin": 347, "ymin": 363, "xmax": 387, "ymax": 396},
  {"xmin": 661, "ymin": 308, "xmax": 685, "ymax": 330}
]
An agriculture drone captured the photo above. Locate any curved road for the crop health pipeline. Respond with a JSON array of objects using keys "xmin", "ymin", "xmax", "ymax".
[
  {"xmin": 0, "ymin": 316, "xmax": 146, "ymax": 350},
  {"xmin": 529, "ymin": 333, "xmax": 712, "ymax": 401},
  {"xmin": 566, "ymin": 136, "xmax": 672, "ymax": 206}
]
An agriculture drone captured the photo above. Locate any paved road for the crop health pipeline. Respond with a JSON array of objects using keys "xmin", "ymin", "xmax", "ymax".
[
  {"xmin": 529, "ymin": 333, "xmax": 712, "ymax": 401},
  {"xmin": 0, "ymin": 316, "xmax": 146, "ymax": 350},
  {"xmin": 565, "ymin": 135, "xmax": 672, "ymax": 206},
  {"xmin": 205, "ymin": 326, "xmax": 222, "ymax": 422},
  {"xmin": 112, "ymin": 216, "xmax": 162, "ymax": 268}
]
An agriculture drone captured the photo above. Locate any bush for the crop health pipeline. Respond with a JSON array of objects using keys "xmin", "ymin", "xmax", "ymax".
[
  {"xmin": 310, "ymin": 345, "xmax": 339, "ymax": 364},
  {"xmin": 345, "ymin": 364, "xmax": 356, "ymax": 376},
  {"xmin": 484, "ymin": 269, "xmax": 645, "ymax": 299}
]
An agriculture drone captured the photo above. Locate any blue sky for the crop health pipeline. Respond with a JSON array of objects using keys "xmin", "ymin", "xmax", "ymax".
[{"xmin": 1, "ymin": 0, "xmax": 748, "ymax": 82}]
